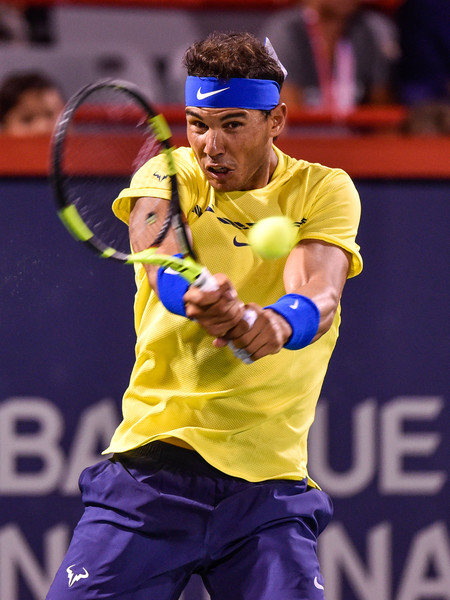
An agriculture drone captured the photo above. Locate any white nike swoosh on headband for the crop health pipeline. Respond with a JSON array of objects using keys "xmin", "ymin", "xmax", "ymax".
[{"xmin": 196, "ymin": 87, "xmax": 230, "ymax": 100}]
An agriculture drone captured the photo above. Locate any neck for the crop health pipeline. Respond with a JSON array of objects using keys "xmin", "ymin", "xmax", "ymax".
[{"xmin": 268, "ymin": 146, "xmax": 279, "ymax": 184}]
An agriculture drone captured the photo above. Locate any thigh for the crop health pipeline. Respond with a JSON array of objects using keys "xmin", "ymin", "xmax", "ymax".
[
  {"xmin": 205, "ymin": 519, "xmax": 326, "ymax": 600},
  {"xmin": 205, "ymin": 483, "xmax": 332, "ymax": 600},
  {"xmin": 46, "ymin": 512, "xmax": 191, "ymax": 600},
  {"xmin": 46, "ymin": 456, "xmax": 207, "ymax": 599}
]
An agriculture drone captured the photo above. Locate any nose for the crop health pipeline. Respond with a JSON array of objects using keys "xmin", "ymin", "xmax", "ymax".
[{"xmin": 204, "ymin": 128, "xmax": 225, "ymax": 158}]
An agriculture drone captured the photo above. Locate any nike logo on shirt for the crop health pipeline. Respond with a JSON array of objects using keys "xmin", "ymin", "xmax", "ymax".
[
  {"xmin": 196, "ymin": 87, "xmax": 230, "ymax": 100},
  {"xmin": 233, "ymin": 236, "xmax": 249, "ymax": 247}
]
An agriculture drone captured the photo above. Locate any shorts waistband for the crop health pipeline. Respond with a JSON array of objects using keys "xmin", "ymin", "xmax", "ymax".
[
  {"xmin": 115, "ymin": 440, "xmax": 239, "ymax": 480},
  {"xmin": 116, "ymin": 441, "xmax": 309, "ymax": 489}
]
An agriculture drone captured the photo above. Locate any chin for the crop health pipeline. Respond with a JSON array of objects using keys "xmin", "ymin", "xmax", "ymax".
[{"xmin": 207, "ymin": 176, "xmax": 238, "ymax": 192}]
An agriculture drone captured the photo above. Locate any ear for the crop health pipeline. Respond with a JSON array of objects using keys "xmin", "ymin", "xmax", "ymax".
[{"xmin": 270, "ymin": 103, "xmax": 287, "ymax": 138}]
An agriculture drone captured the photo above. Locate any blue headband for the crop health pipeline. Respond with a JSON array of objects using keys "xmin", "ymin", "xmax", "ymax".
[{"xmin": 185, "ymin": 76, "xmax": 280, "ymax": 110}]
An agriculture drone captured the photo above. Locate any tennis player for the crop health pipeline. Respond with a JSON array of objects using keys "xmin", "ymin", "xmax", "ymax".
[{"xmin": 47, "ymin": 31, "xmax": 362, "ymax": 600}]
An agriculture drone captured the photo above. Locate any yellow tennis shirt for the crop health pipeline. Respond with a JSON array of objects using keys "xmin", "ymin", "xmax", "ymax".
[{"xmin": 105, "ymin": 146, "xmax": 363, "ymax": 484}]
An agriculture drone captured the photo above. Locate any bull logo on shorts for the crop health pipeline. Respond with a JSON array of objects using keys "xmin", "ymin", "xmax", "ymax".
[{"xmin": 66, "ymin": 564, "xmax": 90, "ymax": 587}]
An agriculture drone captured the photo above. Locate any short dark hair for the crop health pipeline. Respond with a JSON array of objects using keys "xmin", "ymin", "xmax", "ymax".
[
  {"xmin": 183, "ymin": 31, "xmax": 285, "ymax": 89},
  {"xmin": 0, "ymin": 71, "xmax": 61, "ymax": 124}
]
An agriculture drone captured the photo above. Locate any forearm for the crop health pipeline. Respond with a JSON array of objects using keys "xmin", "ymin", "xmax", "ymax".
[
  {"xmin": 129, "ymin": 196, "xmax": 184, "ymax": 294},
  {"xmin": 283, "ymin": 278, "xmax": 342, "ymax": 341},
  {"xmin": 283, "ymin": 240, "xmax": 351, "ymax": 340},
  {"xmin": 219, "ymin": 240, "xmax": 351, "ymax": 361}
]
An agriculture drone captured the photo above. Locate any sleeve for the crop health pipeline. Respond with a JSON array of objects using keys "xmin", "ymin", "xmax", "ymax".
[
  {"xmin": 112, "ymin": 153, "xmax": 173, "ymax": 225},
  {"xmin": 301, "ymin": 169, "xmax": 363, "ymax": 278}
]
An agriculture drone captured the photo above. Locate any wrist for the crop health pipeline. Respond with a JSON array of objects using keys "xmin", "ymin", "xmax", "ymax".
[
  {"xmin": 264, "ymin": 294, "xmax": 320, "ymax": 350},
  {"xmin": 157, "ymin": 254, "xmax": 190, "ymax": 317},
  {"xmin": 265, "ymin": 308, "xmax": 293, "ymax": 346}
]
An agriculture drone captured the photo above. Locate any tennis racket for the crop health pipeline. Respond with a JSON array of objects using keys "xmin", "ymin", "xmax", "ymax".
[{"xmin": 50, "ymin": 78, "xmax": 253, "ymax": 363}]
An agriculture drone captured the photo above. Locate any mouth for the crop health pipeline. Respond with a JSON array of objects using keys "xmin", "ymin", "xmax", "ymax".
[
  {"xmin": 205, "ymin": 164, "xmax": 234, "ymax": 187},
  {"xmin": 207, "ymin": 164, "xmax": 231, "ymax": 175}
]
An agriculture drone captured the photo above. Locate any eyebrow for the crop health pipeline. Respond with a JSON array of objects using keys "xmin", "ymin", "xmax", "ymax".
[{"xmin": 185, "ymin": 109, "xmax": 249, "ymax": 122}]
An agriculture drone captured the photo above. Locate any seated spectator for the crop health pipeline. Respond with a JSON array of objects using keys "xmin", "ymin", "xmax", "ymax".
[
  {"xmin": 0, "ymin": 71, "xmax": 64, "ymax": 135},
  {"xmin": 402, "ymin": 100, "xmax": 450, "ymax": 135},
  {"xmin": 0, "ymin": 4, "xmax": 28, "ymax": 42},
  {"xmin": 0, "ymin": 3, "xmax": 53, "ymax": 44},
  {"xmin": 23, "ymin": 5, "xmax": 54, "ymax": 44},
  {"xmin": 265, "ymin": 0, "xmax": 399, "ymax": 113}
]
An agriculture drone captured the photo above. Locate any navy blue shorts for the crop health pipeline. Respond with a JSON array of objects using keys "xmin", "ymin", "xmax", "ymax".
[{"xmin": 46, "ymin": 441, "xmax": 333, "ymax": 599}]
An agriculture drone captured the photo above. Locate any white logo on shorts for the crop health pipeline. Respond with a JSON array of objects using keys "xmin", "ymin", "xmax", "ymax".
[
  {"xmin": 66, "ymin": 564, "xmax": 89, "ymax": 587},
  {"xmin": 314, "ymin": 576, "xmax": 325, "ymax": 590}
]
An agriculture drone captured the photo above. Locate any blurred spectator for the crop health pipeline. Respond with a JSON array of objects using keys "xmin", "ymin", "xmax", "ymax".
[
  {"xmin": 396, "ymin": 0, "xmax": 449, "ymax": 105},
  {"xmin": 0, "ymin": 2, "xmax": 53, "ymax": 44},
  {"xmin": 0, "ymin": 3, "xmax": 28, "ymax": 42},
  {"xmin": 0, "ymin": 71, "xmax": 64, "ymax": 135},
  {"xmin": 265, "ymin": 0, "xmax": 399, "ymax": 113},
  {"xmin": 24, "ymin": 5, "xmax": 54, "ymax": 44},
  {"xmin": 402, "ymin": 100, "xmax": 450, "ymax": 135}
]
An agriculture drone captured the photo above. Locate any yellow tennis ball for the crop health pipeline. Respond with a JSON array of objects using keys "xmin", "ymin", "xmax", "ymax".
[{"xmin": 248, "ymin": 216, "xmax": 297, "ymax": 259}]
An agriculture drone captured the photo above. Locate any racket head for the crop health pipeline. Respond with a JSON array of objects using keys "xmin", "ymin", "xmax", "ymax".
[{"xmin": 49, "ymin": 78, "xmax": 192, "ymax": 262}]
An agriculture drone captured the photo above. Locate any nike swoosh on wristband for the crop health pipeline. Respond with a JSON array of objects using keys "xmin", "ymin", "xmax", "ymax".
[
  {"xmin": 196, "ymin": 87, "xmax": 230, "ymax": 100},
  {"xmin": 314, "ymin": 577, "xmax": 325, "ymax": 591},
  {"xmin": 289, "ymin": 299, "xmax": 299, "ymax": 310},
  {"xmin": 233, "ymin": 236, "xmax": 249, "ymax": 247}
]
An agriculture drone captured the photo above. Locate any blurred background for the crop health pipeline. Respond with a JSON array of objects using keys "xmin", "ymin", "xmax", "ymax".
[{"xmin": 0, "ymin": 1, "xmax": 449, "ymax": 599}]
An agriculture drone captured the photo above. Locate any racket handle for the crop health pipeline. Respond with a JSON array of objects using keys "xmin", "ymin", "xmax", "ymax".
[
  {"xmin": 192, "ymin": 268, "xmax": 255, "ymax": 364},
  {"xmin": 229, "ymin": 309, "xmax": 257, "ymax": 364},
  {"xmin": 192, "ymin": 267, "xmax": 220, "ymax": 292}
]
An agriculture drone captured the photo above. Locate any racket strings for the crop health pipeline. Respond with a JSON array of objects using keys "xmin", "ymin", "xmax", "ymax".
[
  {"xmin": 132, "ymin": 133, "xmax": 162, "ymax": 176},
  {"xmin": 59, "ymin": 86, "xmax": 164, "ymax": 257}
]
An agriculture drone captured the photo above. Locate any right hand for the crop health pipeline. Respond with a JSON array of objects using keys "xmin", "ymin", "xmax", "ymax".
[{"xmin": 184, "ymin": 273, "xmax": 246, "ymax": 338}]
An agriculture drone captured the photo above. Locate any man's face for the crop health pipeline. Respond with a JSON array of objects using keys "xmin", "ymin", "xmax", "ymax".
[
  {"xmin": 185, "ymin": 106, "xmax": 284, "ymax": 192},
  {"xmin": 3, "ymin": 88, "xmax": 64, "ymax": 136}
]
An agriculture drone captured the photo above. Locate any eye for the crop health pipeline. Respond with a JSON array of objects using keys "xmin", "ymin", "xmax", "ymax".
[
  {"xmin": 188, "ymin": 118, "xmax": 207, "ymax": 131},
  {"xmin": 21, "ymin": 114, "xmax": 34, "ymax": 125},
  {"xmin": 224, "ymin": 121, "xmax": 243, "ymax": 130}
]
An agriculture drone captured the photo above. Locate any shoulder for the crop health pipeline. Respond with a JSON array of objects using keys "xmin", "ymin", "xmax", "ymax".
[
  {"xmin": 172, "ymin": 146, "xmax": 205, "ymax": 185},
  {"xmin": 173, "ymin": 146, "xmax": 208, "ymax": 184},
  {"xmin": 275, "ymin": 146, "xmax": 353, "ymax": 185},
  {"xmin": 173, "ymin": 146, "xmax": 197, "ymax": 169},
  {"xmin": 271, "ymin": 148, "xmax": 359, "ymax": 215}
]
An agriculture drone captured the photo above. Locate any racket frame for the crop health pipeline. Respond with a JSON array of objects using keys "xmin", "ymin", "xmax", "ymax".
[{"xmin": 50, "ymin": 78, "xmax": 194, "ymax": 264}]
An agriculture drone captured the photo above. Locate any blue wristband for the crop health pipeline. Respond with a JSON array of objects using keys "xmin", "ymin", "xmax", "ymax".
[
  {"xmin": 264, "ymin": 294, "xmax": 320, "ymax": 350},
  {"xmin": 157, "ymin": 254, "xmax": 190, "ymax": 317}
]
